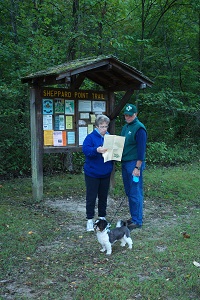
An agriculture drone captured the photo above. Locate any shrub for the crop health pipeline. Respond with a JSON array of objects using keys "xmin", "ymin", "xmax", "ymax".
[{"xmin": 146, "ymin": 141, "xmax": 200, "ymax": 166}]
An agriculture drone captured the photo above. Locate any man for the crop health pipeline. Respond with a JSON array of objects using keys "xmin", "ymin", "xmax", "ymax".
[{"xmin": 121, "ymin": 103, "xmax": 147, "ymax": 230}]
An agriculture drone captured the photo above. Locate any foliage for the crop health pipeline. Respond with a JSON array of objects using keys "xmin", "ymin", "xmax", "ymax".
[
  {"xmin": 140, "ymin": 90, "xmax": 200, "ymax": 145},
  {"xmin": 0, "ymin": 0, "xmax": 199, "ymax": 177},
  {"xmin": 146, "ymin": 141, "xmax": 200, "ymax": 166},
  {"xmin": 0, "ymin": 85, "xmax": 31, "ymax": 177}
]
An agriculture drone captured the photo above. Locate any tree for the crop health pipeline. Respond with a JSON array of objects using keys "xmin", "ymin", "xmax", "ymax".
[{"xmin": 0, "ymin": 0, "xmax": 199, "ymax": 177}]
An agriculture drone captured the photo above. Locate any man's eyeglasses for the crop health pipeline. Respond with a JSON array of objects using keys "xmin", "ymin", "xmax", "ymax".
[{"xmin": 98, "ymin": 125, "xmax": 108, "ymax": 129}]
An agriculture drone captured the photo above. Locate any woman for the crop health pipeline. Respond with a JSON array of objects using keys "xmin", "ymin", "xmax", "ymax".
[{"xmin": 82, "ymin": 115, "xmax": 113, "ymax": 231}]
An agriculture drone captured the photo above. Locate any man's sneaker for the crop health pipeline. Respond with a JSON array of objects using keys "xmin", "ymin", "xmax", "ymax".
[
  {"xmin": 127, "ymin": 222, "xmax": 142, "ymax": 231},
  {"xmin": 126, "ymin": 218, "xmax": 133, "ymax": 225},
  {"xmin": 86, "ymin": 219, "xmax": 94, "ymax": 232}
]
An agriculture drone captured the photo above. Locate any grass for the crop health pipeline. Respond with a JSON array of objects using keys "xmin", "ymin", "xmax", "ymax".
[{"xmin": 0, "ymin": 163, "xmax": 200, "ymax": 300}]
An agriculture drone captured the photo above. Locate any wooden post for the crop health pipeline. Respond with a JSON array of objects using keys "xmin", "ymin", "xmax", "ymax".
[{"xmin": 30, "ymin": 86, "xmax": 43, "ymax": 201}]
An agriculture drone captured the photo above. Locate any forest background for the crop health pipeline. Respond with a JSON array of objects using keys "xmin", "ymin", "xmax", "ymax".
[{"xmin": 0, "ymin": 0, "xmax": 199, "ymax": 178}]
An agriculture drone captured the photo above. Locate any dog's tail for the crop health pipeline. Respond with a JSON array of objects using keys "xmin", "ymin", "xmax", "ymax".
[{"xmin": 116, "ymin": 220, "xmax": 126, "ymax": 228}]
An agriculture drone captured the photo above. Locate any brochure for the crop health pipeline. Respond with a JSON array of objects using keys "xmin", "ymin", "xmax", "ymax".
[
  {"xmin": 54, "ymin": 115, "xmax": 65, "ymax": 130},
  {"xmin": 53, "ymin": 131, "xmax": 66, "ymax": 146},
  {"xmin": 102, "ymin": 135, "xmax": 125, "ymax": 162}
]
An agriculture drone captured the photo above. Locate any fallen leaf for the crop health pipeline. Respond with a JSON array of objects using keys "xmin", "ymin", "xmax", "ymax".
[
  {"xmin": 182, "ymin": 232, "xmax": 190, "ymax": 238},
  {"xmin": 193, "ymin": 261, "xmax": 200, "ymax": 267},
  {"xmin": 18, "ymin": 236, "xmax": 26, "ymax": 242},
  {"xmin": 2, "ymin": 224, "xmax": 9, "ymax": 228},
  {"xmin": 54, "ymin": 228, "xmax": 60, "ymax": 231}
]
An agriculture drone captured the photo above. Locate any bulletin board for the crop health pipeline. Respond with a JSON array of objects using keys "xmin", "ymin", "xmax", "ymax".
[{"xmin": 41, "ymin": 88, "xmax": 108, "ymax": 149}]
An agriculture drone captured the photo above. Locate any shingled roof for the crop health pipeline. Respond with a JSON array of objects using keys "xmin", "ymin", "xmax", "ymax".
[{"xmin": 21, "ymin": 55, "xmax": 153, "ymax": 92}]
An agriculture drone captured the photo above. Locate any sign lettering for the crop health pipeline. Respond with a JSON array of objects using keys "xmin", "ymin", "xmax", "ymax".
[{"xmin": 42, "ymin": 88, "xmax": 106, "ymax": 100}]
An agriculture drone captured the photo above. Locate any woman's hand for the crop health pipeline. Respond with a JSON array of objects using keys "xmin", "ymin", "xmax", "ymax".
[{"xmin": 97, "ymin": 146, "xmax": 108, "ymax": 154}]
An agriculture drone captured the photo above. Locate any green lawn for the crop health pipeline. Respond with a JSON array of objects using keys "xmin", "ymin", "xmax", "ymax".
[{"xmin": 0, "ymin": 163, "xmax": 199, "ymax": 299}]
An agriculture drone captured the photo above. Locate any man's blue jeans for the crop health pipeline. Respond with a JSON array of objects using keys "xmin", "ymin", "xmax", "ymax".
[{"xmin": 122, "ymin": 160, "xmax": 144, "ymax": 225}]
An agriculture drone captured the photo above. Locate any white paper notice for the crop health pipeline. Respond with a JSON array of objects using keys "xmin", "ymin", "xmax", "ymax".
[
  {"xmin": 43, "ymin": 115, "xmax": 53, "ymax": 130},
  {"xmin": 79, "ymin": 127, "xmax": 88, "ymax": 145},
  {"xmin": 92, "ymin": 101, "xmax": 106, "ymax": 113},
  {"xmin": 80, "ymin": 112, "xmax": 90, "ymax": 119},
  {"xmin": 53, "ymin": 131, "xmax": 63, "ymax": 146},
  {"xmin": 78, "ymin": 100, "xmax": 91, "ymax": 112}
]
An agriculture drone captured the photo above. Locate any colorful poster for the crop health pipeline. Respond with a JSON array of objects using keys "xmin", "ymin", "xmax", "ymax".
[
  {"xmin": 66, "ymin": 116, "xmax": 73, "ymax": 129},
  {"xmin": 67, "ymin": 131, "xmax": 75, "ymax": 145},
  {"xmin": 43, "ymin": 115, "xmax": 53, "ymax": 130},
  {"xmin": 55, "ymin": 99, "xmax": 65, "ymax": 113},
  {"xmin": 53, "ymin": 131, "xmax": 66, "ymax": 146},
  {"xmin": 44, "ymin": 130, "xmax": 53, "ymax": 146},
  {"xmin": 54, "ymin": 115, "xmax": 65, "ymax": 130},
  {"xmin": 65, "ymin": 100, "xmax": 74, "ymax": 115},
  {"xmin": 43, "ymin": 99, "xmax": 53, "ymax": 114}
]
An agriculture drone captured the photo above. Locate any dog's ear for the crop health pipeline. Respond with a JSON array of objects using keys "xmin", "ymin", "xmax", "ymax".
[
  {"xmin": 94, "ymin": 219, "xmax": 99, "ymax": 225},
  {"xmin": 98, "ymin": 219, "xmax": 108, "ymax": 231},
  {"xmin": 94, "ymin": 219, "xmax": 99, "ymax": 230}
]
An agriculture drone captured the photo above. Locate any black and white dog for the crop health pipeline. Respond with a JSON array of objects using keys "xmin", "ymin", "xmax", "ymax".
[{"xmin": 94, "ymin": 219, "xmax": 133, "ymax": 255}]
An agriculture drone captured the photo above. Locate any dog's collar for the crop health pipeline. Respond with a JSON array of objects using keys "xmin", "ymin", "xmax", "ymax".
[
  {"xmin": 101, "ymin": 228, "xmax": 109, "ymax": 233},
  {"xmin": 100, "ymin": 227, "xmax": 110, "ymax": 233}
]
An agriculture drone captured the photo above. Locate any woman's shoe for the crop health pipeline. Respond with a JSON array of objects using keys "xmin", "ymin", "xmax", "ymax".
[{"xmin": 86, "ymin": 219, "xmax": 94, "ymax": 231}]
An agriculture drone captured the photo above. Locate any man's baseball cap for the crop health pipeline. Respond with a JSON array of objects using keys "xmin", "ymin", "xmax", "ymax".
[{"xmin": 124, "ymin": 104, "xmax": 137, "ymax": 116}]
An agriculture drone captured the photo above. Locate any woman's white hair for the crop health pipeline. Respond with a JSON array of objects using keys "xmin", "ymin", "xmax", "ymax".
[{"xmin": 95, "ymin": 114, "xmax": 110, "ymax": 127}]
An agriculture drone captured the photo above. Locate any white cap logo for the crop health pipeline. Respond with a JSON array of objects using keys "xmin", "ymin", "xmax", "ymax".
[{"xmin": 126, "ymin": 105, "xmax": 132, "ymax": 111}]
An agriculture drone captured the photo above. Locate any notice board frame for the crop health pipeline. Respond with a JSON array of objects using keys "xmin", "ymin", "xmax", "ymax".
[{"xmin": 41, "ymin": 87, "xmax": 109, "ymax": 152}]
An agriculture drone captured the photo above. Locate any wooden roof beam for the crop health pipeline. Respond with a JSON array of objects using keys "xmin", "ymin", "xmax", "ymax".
[
  {"xmin": 108, "ymin": 88, "xmax": 135, "ymax": 120},
  {"xmin": 108, "ymin": 83, "xmax": 141, "ymax": 92},
  {"xmin": 68, "ymin": 74, "xmax": 86, "ymax": 89},
  {"xmin": 111, "ymin": 62, "xmax": 153, "ymax": 87},
  {"xmin": 85, "ymin": 73, "xmax": 110, "ymax": 89}
]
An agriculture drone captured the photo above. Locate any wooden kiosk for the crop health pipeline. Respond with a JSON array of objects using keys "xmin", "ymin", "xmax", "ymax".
[{"xmin": 21, "ymin": 55, "xmax": 153, "ymax": 201}]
